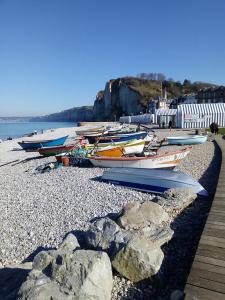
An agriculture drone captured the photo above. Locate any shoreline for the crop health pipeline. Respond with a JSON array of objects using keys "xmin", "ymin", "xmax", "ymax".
[{"xmin": 0, "ymin": 121, "xmax": 75, "ymax": 142}]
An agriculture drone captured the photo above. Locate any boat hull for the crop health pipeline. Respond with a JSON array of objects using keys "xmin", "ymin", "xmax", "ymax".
[
  {"xmin": 93, "ymin": 140, "xmax": 145, "ymax": 157},
  {"xmin": 89, "ymin": 147, "xmax": 191, "ymax": 169},
  {"xmin": 85, "ymin": 139, "xmax": 138, "ymax": 150},
  {"xmin": 122, "ymin": 141, "xmax": 145, "ymax": 155},
  {"xmin": 101, "ymin": 168, "xmax": 208, "ymax": 197},
  {"xmin": 167, "ymin": 135, "xmax": 207, "ymax": 145},
  {"xmin": 38, "ymin": 145, "xmax": 75, "ymax": 156},
  {"xmin": 97, "ymin": 131, "xmax": 148, "ymax": 143},
  {"xmin": 94, "ymin": 147, "xmax": 123, "ymax": 157},
  {"xmin": 18, "ymin": 136, "xmax": 68, "ymax": 150}
]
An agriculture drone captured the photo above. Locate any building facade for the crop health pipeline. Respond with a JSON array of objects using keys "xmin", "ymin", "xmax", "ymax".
[
  {"xmin": 170, "ymin": 94, "xmax": 197, "ymax": 109},
  {"xmin": 176, "ymin": 103, "xmax": 225, "ymax": 128},
  {"xmin": 197, "ymin": 86, "xmax": 225, "ymax": 103}
]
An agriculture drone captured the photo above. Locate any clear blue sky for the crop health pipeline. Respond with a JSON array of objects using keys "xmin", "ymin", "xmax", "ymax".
[{"xmin": 0, "ymin": 0, "xmax": 225, "ymax": 116}]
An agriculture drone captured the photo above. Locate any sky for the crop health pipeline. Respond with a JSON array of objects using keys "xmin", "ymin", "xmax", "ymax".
[{"xmin": 0, "ymin": 0, "xmax": 225, "ymax": 116}]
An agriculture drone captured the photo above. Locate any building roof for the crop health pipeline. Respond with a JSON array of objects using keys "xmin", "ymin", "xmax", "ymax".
[{"xmin": 155, "ymin": 108, "xmax": 177, "ymax": 116}]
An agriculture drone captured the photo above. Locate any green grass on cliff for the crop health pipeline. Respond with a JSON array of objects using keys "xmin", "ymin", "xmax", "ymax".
[{"xmin": 119, "ymin": 77, "xmax": 217, "ymax": 107}]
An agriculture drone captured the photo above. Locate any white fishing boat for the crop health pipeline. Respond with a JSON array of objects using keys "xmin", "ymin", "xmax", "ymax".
[
  {"xmin": 167, "ymin": 135, "xmax": 207, "ymax": 145},
  {"xmin": 89, "ymin": 147, "xmax": 192, "ymax": 169},
  {"xmin": 101, "ymin": 168, "xmax": 208, "ymax": 197},
  {"xmin": 106, "ymin": 124, "xmax": 123, "ymax": 134},
  {"xmin": 75, "ymin": 126, "xmax": 106, "ymax": 136}
]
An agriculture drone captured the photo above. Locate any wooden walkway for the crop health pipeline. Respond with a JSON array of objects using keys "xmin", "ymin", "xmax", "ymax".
[{"xmin": 185, "ymin": 137, "xmax": 225, "ymax": 299}]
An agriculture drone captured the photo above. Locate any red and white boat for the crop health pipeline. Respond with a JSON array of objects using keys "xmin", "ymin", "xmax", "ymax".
[{"xmin": 89, "ymin": 147, "xmax": 192, "ymax": 169}]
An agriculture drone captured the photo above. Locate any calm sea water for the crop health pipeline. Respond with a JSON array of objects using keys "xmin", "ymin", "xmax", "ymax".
[{"xmin": 0, "ymin": 122, "xmax": 75, "ymax": 140}]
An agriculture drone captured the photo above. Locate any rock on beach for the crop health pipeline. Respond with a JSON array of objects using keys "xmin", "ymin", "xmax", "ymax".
[{"xmin": 112, "ymin": 236, "xmax": 164, "ymax": 282}]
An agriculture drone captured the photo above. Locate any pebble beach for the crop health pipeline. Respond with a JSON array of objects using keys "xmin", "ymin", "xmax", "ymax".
[{"xmin": 0, "ymin": 126, "xmax": 221, "ymax": 299}]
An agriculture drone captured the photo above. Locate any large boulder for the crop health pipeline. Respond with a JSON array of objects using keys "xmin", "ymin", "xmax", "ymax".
[
  {"xmin": 117, "ymin": 201, "xmax": 169, "ymax": 230},
  {"xmin": 85, "ymin": 217, "xmax": 132, "ymax": 258},
  {"xmin": 137, "ymin": 226, "xmax": 174, "ymax": 247},
  {"xmin": 32, "ymin": 233, "xmax": 80, "ymax": 272},
  {"xmin": 153, "ymin": 189, "xmax": 197, "ymax": 214},
  {"xmin": 19, "ymin": 248, "xmax": 113, "ymax": 300},
  {"xmin": 57, "ymin": 233, "xmax": 80, "ymax": 252},
  {"xmin": 112, "ymin": 236, "xmax": 164, "ymax": 282}
]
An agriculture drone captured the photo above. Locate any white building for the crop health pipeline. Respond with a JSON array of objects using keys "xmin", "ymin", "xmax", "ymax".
[
  {"xmin": 176, "ymin": 103, "xmax": 225, "ymax": 128},
  {"xmin": 119, "ymin": 114, "xmax": 153, "ymax": 124},
  {"xmin": 155, "ymin": 108, "xmax": 177, "ymax": 127}
]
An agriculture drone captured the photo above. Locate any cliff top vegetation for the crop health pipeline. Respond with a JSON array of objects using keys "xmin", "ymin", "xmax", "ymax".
[{"xmin": 111, "ymin": 76, "xmax": 217, "ymax": 107}]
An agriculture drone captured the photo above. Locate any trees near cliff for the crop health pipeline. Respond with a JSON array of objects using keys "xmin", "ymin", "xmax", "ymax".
[{"xmin": 137, "ymin": 73, "xmax": 166, "ymax": 81}]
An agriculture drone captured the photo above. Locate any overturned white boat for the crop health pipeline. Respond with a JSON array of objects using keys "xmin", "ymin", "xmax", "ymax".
[{"xmin": 101, "ymin": 168, "xmax": 208, "ymax": 197}]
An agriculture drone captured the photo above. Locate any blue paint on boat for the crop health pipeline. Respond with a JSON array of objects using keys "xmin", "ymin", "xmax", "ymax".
[
  {"xmin": 98, "ymin": 131, "xmax": 147, "ymax": 143},
  {"xmin": 18, "ymin": 135, "xmax": 68, "ymax": 150},
  {"xmin": 167, "ymin": 135, "xmax": 207, "ymax": 145},
  {"xmin": 102, "ymin": 168, "xmax": 209, "ymax": 197},
  {"xmin": 101, "ymin": 178, "xmax": 167, "ymax": 194}
]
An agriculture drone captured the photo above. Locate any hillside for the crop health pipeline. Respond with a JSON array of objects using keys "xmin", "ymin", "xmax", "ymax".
[
  {"xmin": 29, "ymin": 77, "xmax": 218, "ymax": 122},
  {"xmin": 30, "ymin": 106, "xmax": 93, "ymax": 122},
  {"xmin": 0, "ymin": 117, "xmax": 32, "ymax": 123},
  {"xmin": 92, "ymin": 77, "xmax": 217, "ymax": 120},
  {"xmin": 116, "ymin": 77, "xmax": 216, "ymax": 106}
]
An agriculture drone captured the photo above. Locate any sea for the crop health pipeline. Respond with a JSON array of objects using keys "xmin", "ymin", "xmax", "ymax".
[{"xmin": 0, "ymin": 122, "xmax": 75, "ymax": 141}]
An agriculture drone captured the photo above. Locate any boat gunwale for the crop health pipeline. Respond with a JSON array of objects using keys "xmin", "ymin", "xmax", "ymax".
[
  {"xmin": 95, "ymin": 140, "xmax": 145, "ymax": 152},
  {"xmin": 97, "ymin": 132, "xmax": 147, "ymax": 141},
  {"xmin": 90, "ymin": 146, "xmax": 192, "ymax": 161}
]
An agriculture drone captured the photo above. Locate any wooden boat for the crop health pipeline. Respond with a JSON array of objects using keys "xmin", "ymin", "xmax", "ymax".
[
  {"xmin": 167, "ymin": 135, "xmax": 207, "ymax": 145},
  {"xmin": 18, "ymin": 135, "xmax": 68, "ymax": 150},
  {"xmin": 38, "ymin": 144, "xmax": 75, "ymax": 157},
  {"xmin": 75, "ymin": 126, "xmax": 106, "ymax": 136},
  {"xmin": 105, "ymin": 126, "xmax": 136, "ymax": 135},
  {"xmin": 106, "ymin": 125, "xmax": 123, "ymax": 134},
  {"xmin": 93, "ymin": 140, "xmax": 145, "ymax": 157},
  {"xmin": 85, "ymin": 139, "xmax": 138, "ymax": 150},
  {"xmin": 97, "ymin": 131, "xmax": 148, "ymax": 144},
  {"xmin": 101, "ymin": 168, "xmax": 208, "ymax": 197},
  {"xmin": 89, "ymin": 147, "xmax": 192, "ymax": 169},
  {"xmin": 94, "ymin": 146, "xmax": 123, "ymax": 157}
]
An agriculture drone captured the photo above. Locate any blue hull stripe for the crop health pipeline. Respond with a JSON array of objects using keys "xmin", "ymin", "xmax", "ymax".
[
  {"xmin": 101, "ymin": 179, "xmax": 167, "ymax": 194},
  {"xmin": 99, "ymin": 132, "xmax": 147, "ymax": 143}
]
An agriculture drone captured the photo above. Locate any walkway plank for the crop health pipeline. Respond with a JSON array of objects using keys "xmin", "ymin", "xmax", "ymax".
[
  {"xmin": 185, "ymin": 285, "xmax": 225, "ymax": 300},
  {"xmin": 188, "ymin": 275, "xmax": 225, "ymax": 294},
  {"xmin": 188, "ymin": 267, "xmax": 225, "ymax": 284},
  {"xmin": 197, "ymin": 244, "xmax": 225, "ymax": 261},
  {"xmin": 185, "ymin": 137, "xmax": 225, "ymax": 299}
]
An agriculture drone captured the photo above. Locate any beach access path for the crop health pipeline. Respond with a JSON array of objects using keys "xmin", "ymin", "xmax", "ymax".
[{"xmin": 185, "ymin": 136, "xmax": 225, "ymax": 299}]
